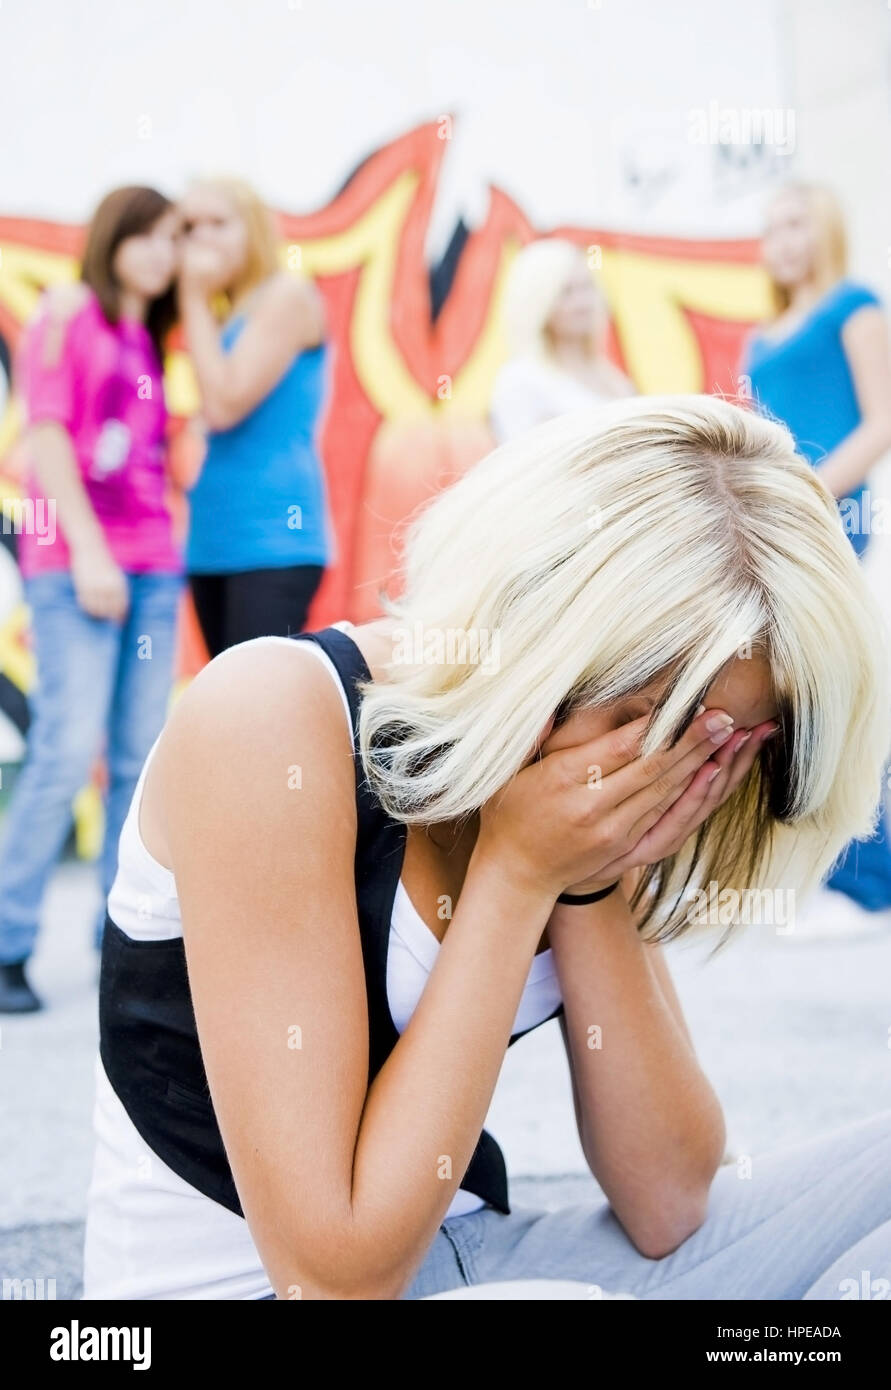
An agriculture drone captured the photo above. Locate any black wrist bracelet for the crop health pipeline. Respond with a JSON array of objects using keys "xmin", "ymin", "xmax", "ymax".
[{"xmin": 556, "ymin": 880, "xmax": 621, "ymax": 906}]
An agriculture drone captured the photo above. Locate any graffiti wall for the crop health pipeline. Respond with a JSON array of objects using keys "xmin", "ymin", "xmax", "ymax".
[{"xmin": 0, "ymin": 120, "xmax": 772, "ymax": 764}]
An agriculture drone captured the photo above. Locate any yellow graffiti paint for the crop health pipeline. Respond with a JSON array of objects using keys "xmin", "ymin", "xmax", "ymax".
[
  {"xmin": 0, "ymin": 603, "xmax": 34, "ymax": 693},
  {"xmin": 599, "ymin": 250, "xmax": 772, "ymax": 393},
  {"xmin": 0, "ymin": 245, "xmax": 79, "ymax": 324},
  {"xmin": 72, "ymin": 783, "xmax": 104, "ymax": 861}
]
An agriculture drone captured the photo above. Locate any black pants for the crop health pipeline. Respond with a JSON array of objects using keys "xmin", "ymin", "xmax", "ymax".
[{"xmin": 188, "ymin": 565, "xmax": 325, "ymax": 659}]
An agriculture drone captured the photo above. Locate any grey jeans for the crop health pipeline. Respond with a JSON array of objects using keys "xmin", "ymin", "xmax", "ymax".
[{"xmin": 400, "ymin": 1107, "xmax": 891, "ymax": 1300}]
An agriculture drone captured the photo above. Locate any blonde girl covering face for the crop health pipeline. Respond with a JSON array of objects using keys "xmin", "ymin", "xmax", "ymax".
[
  {"xmin": 85, "ymin": 393, "xmax": 891, "ymax": 1301},
  {"xmin": 362, "ymin": 393, "xmax": 891, "ymax": 940}
]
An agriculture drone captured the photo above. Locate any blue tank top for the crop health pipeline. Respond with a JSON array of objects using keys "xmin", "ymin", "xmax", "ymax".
[
  {"xmin": 742, "ymin": 279, "xmax": 881, "ymax": 557},
  {"xmin": 186, "ymin": 314, "xmax": 333, "ymax": 573}
]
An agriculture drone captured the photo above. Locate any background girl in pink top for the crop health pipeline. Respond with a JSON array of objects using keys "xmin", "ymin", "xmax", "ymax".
[{"xmin": 0, "ymin": 186, "xmax": 183, "ymax": 1013}]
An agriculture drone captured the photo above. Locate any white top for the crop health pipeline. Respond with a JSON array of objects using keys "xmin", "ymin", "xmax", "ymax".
[
  {"xmin": 83, "ymin": 624, "xmax": 562, "ymax": 1300},
  {"xmin": 489, "ymin": 355, "xmax": 613, "ymax": 444}
]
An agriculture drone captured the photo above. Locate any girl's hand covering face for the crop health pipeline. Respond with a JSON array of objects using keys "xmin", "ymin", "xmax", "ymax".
[
  {"xmin": 478, "ymin": 707, "xmax": 779, "ymax": 901},
  {"xmin": 579, "ymin": 716, "xmax": 780, "ymax": 890}
]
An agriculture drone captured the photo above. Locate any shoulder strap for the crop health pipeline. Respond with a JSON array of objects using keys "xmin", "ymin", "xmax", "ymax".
[
  {"xmin": 289, "ymin": 626, "xmax": 531, "ymax": 1215},
  {"xmin": 290, "ymin": 625, "xmax": 370, "ymax": 723},
  {"xmin": 288, "ymin": 626, "xmax": 383, "ymax": 848},
  {"xmin": 289, "ymin": 624, "xmax": 406, "ymax": 1058}
]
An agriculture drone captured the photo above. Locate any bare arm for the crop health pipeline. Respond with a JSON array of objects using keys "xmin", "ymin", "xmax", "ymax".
[
  {"xmin": 180, "ymin": 272, "xmax": 325, "ymax": 432},
  {"xmin": 21, "ymin": 288, "xmax": 127, "ymax": 617},
  {"xmin": 28, "ymin": 420, "xmax": 106, "ymax": 557},
  {"xmin": 155, "ymin": 650, "xmax": 734, "ymax": 1297},
  {"xmin": 817, "ymin": 305, "xmax": 891, "ymax": 498},
  {"xmin": 546, "ymin": 726, "xmax": 779, "ymax": 1257},
  {"xmin": 645, "ymin": 939, "xmax": 695, "ymax": 1048},
  {"xmin": 622, "ymin": 863, "xmax": 694, "ymax": 1047},
  {"xmin": 157, "ymin": 643, "xmax": 555, "ymax": 1300},
  {"xmin": 551, "ymin": 888, "xmax": 726, "ymax": 1259},
  {"xmin": 558, "ymin": 863, "xmax": 692, "ymax": 1149}
]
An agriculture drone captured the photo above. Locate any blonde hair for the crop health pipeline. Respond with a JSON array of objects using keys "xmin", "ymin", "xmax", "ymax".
[
  {"xmin": 189, "ymin": 176, "xmax": 280, "ymax": 307},
  {"xmin": 358, "ymin": 395, "xmax": 891, "ymax": 943},
  {"xmin": 501, "ymin": 238, "xmax": 602, "ymax": 361},
  {"xmin": 767, "ymin": 182, "xmax": 848, "ymax": 316}
]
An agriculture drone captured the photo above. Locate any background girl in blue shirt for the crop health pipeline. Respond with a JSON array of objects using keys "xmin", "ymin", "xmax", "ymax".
[
  {"xmin": 743, "ymin": 183, "xmax": 891, "ymax": 924},
  {"xmin": 179, "ymin": 178, "xmax": 333, "ymax": 657}
]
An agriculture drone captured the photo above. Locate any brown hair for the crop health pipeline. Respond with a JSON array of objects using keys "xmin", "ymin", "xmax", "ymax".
[
  {"xmin": 767, "ymin": 182, "xmax": 848, "ymax": 317},
  {"xmin": 80, "ymin": 185, "xmax": 177, "ymax": 360}
]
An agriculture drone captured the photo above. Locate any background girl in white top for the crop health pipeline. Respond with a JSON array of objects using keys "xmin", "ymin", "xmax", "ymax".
[{"xmin": 489, "ymin": 238, "xmax": 634, "ymax": 444}]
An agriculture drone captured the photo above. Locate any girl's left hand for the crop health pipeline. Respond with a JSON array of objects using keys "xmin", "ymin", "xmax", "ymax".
[{"xmin": 562, "ymin": 719, "xmax": 779, "ymax": 893}]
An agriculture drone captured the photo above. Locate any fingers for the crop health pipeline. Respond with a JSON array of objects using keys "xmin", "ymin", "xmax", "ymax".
[
  {"xmin": 603, "ymin": 709, "xmax": 735, "ymax": 836},
  {"xmin": 624, "ymin": 754, "xmax": 723, "ymax": 852},
  {"xmin": 711, "ymin": 720, "xmax": 779, "ymax": 803},
  {"xmin": 547, "ymin": 713, "xmax": 653, "ymax": 783},
  {"xmin": 547, "ymin": 705, "xmax": 732, "ymax": 794},
  {"xmin": 689, "ymin": 721, "xmax": 776, "ymax": 822},
  {"xmin": 79, "ymin": 587, "xmax": 128, "ymax": 621},
  {"xmin": 617, "ymin": 721, "xmax": 780, "ymax": 870}
]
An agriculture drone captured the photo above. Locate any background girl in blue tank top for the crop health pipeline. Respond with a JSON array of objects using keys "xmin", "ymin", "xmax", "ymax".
[
  {"xmin": 742, "ymin": 183, "xmax": 891, "ymax": 922},
  {"xmin": 178, "ymin": 177, "xmax": 333, "ymax": 657},
  {"xmin": 743, "ymin": 183, "xmax": 891, "ymax": 559}
]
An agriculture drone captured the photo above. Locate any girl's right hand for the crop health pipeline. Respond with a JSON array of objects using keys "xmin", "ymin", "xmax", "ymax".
[
  {"xmin": 178, "ymin": 240, "xmax": 228, "ymax": 297},
  {"xmin": 476, "ymin": 707, "xmax": 735, "ymax": 899},
  {"xmin": 70, "ymin": 545, "xmax": 129, "ymax": 620}
]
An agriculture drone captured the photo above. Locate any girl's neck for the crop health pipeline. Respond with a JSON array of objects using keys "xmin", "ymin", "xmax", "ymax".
[
  {"xmin": 784, "ymin": 277, "xmax": 823, "ymax": 317},
  {"xmin": 229, "ymin": 275, "xmax": 269, "ymax": 319},
  {"xmin": 117, "ymin": 288, "xmax": 149, "ymax": 324},
  {"xmin": 550, "ymin": 336, "xmax": 596, "ymax": 370},
  {"xmin": 425, "ymin": 812, "xmax": 480, "ymax": 855}
]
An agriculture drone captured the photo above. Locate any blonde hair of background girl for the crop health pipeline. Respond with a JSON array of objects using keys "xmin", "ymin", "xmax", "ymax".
[
  {"xmin": 767, "ymin": 182, "xmax": 848, "ymax": 317},
  {"xmin": 188, "ymin": 176, "xmax": 281, "ymax": 316},
  {"xmin": 500, "ymin": 237, "xmax": 607, "ymax": 361},
  {"xmin": 358, "ymin": 394, "xmax": 891, "ymax": 943}
]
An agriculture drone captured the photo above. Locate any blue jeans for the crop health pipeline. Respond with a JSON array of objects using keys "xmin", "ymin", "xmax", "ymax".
[
  {"xmin": 402, "ymin": 1108, "xmax": 891, "ymax": 1299},
  {"xmin": 0, "ymin": 569, "xmax": 181, "ymax": 964}
]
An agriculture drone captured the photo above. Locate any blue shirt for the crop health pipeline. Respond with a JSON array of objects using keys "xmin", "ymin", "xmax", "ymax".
[
  {"xmin": 742, "ymin": 279, "xmax": 881, "ymax": 557},
  {"xmin": 186, "ymin": 315, "xmax": 333, "ymax": 574}
]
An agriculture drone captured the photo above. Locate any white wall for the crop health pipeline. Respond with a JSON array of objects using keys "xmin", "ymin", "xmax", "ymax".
[
  {"xmin": 0, "ymin": 0, "xmax": 789, "ymax": 248},
  {"xmin": 1, "ymin": 0, "xmax": 889, "ymax": 752},
  {"xmin": 781, "ymin": 0, "xmax": 891, "ymax": 606}
]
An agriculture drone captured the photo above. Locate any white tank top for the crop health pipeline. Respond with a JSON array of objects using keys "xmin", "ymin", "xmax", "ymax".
[
  {"xmin": 489, "ymin": 356, "xmax": 612, "ymax": 444},
  {"xmin": 83, "ymin": 627, "xmax": 562, "ymax": 1300}
]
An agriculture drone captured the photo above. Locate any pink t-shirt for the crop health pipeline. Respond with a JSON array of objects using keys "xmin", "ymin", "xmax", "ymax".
[{"xmin": 16, "ymin": 288, "xmax": 182, "ymax": 577}]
